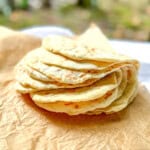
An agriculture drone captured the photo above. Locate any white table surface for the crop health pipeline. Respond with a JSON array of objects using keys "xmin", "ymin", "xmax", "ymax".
[{"xmin": 22, "ymin": 26, "xmax": 150, "ymax": 90}]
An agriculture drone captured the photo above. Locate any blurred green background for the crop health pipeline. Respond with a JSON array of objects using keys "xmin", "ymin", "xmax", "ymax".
[{"xmin": 0, "ymin": 0, "xmax": 150, "ymax": 41}]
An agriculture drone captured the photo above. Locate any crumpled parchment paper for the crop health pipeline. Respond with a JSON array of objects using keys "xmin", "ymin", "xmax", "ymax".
[
  {"xmin": 0, "ymin": 26, "xmax": 41, "ymax": 73},
  {"xmin": 0, "ymin": 27, "xmax": 150, "ymax": 150}
]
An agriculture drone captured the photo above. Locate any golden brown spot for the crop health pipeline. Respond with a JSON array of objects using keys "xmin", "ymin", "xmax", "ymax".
[
  {"xmin": 104, "ymin": 91, "xmax": 113, "ymax": 99},
  {"xmin": 127, "ymin": 69, "xmax": 131, "ymax": 78},
  {"xmin": 87, "ymin": 70, "xmax": 98, "ymax": 73},
  {"xmin": 69, "ymin": 88, "xmax": 76, "ymax": 92},
  {"xmin": 91, "ymin": 48, "xmax": 95, "ymax": 51},
  {"xmin": 64, "ymin": 102, "xmax": 73, "ymax": 106},
  {"xmin": 74, "ymin": 104, "xmax": 79, "ymax": 109}
]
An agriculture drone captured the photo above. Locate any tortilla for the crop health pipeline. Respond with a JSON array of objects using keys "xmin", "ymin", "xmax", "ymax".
[
  {"xmin": 31, "ymin": 72, "xmax": 119, "ymax": 102},
  {"xmin": 34, "ymin": 89, "xmax": 118, "ymax": 115},
  {"xmin": 28, "ymin": 48, "xmax": 111, "ymax": 71},
  {"xmin": 27, "ymin": 60, "xmax": 134, "ymax": 85},
  {"xmin": 42, "ymin": 25, "xmax": 137, "ymax": 63},
  {"xmin": 15, "ymin": 82, "xmax": 36, "ymax": 93},
  {"xmin": 15, "ymin": 70, "xmax": 99, "ymax": 92}
]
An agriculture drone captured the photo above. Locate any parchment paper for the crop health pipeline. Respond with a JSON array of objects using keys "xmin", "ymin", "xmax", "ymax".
[
  {"xmin": 0, "ymin": 27, "xmax": 150, "ymax": 150},
  {"xmin": 0, "ymin": 26, "xmax": 41, "ymax": 73}
]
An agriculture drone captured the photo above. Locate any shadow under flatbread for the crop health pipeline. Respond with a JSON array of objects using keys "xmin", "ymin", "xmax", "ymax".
[{"xmin": 21, "ymin": 92, "xmax": 131, "ymax": 127}]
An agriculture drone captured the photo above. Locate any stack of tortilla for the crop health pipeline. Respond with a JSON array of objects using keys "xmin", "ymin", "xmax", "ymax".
[{"xmin": 15, "ymin": 25, "xmax": 139, "ymax": 115}]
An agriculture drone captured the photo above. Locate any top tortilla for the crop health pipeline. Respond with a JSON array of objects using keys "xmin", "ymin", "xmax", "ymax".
[{"xmin": 42, "ymin": 25, "xmax": 137, "ymax": 63}]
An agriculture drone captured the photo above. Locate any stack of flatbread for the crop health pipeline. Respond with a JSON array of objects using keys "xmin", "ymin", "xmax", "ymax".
[{"xmin": 15, "ymin": 25, "xmax": 139, "ymax": 115}]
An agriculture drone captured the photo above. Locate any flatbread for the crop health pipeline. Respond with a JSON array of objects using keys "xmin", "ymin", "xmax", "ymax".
[
  {"xmin": 29, "ymin": 48, "xmax": 139, "ymax": 71},
  {"xmin": 29, "ymin": 48, "xmax": 112, "ymax": 71},
  {"xmin": 30, "ymin": 72, "xmax": 119, "ymax": 102},
  {"xmin": 15, "ymin": 82, "xmax": 36, "ymax": 93},
  {"xmin": 27, "ymin": 61, "xmax": 134, "ymax": 85},
  {"xmin": 42, "ymin": 25, "xmax": 137, "ymax": 62},
  {"xmin": 34, "ymin": 89, "xmax": 118, "ymax": 115},
  {"xmin": 15, "ymin": 70, "xmax": 99, "ymax": 92}
]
